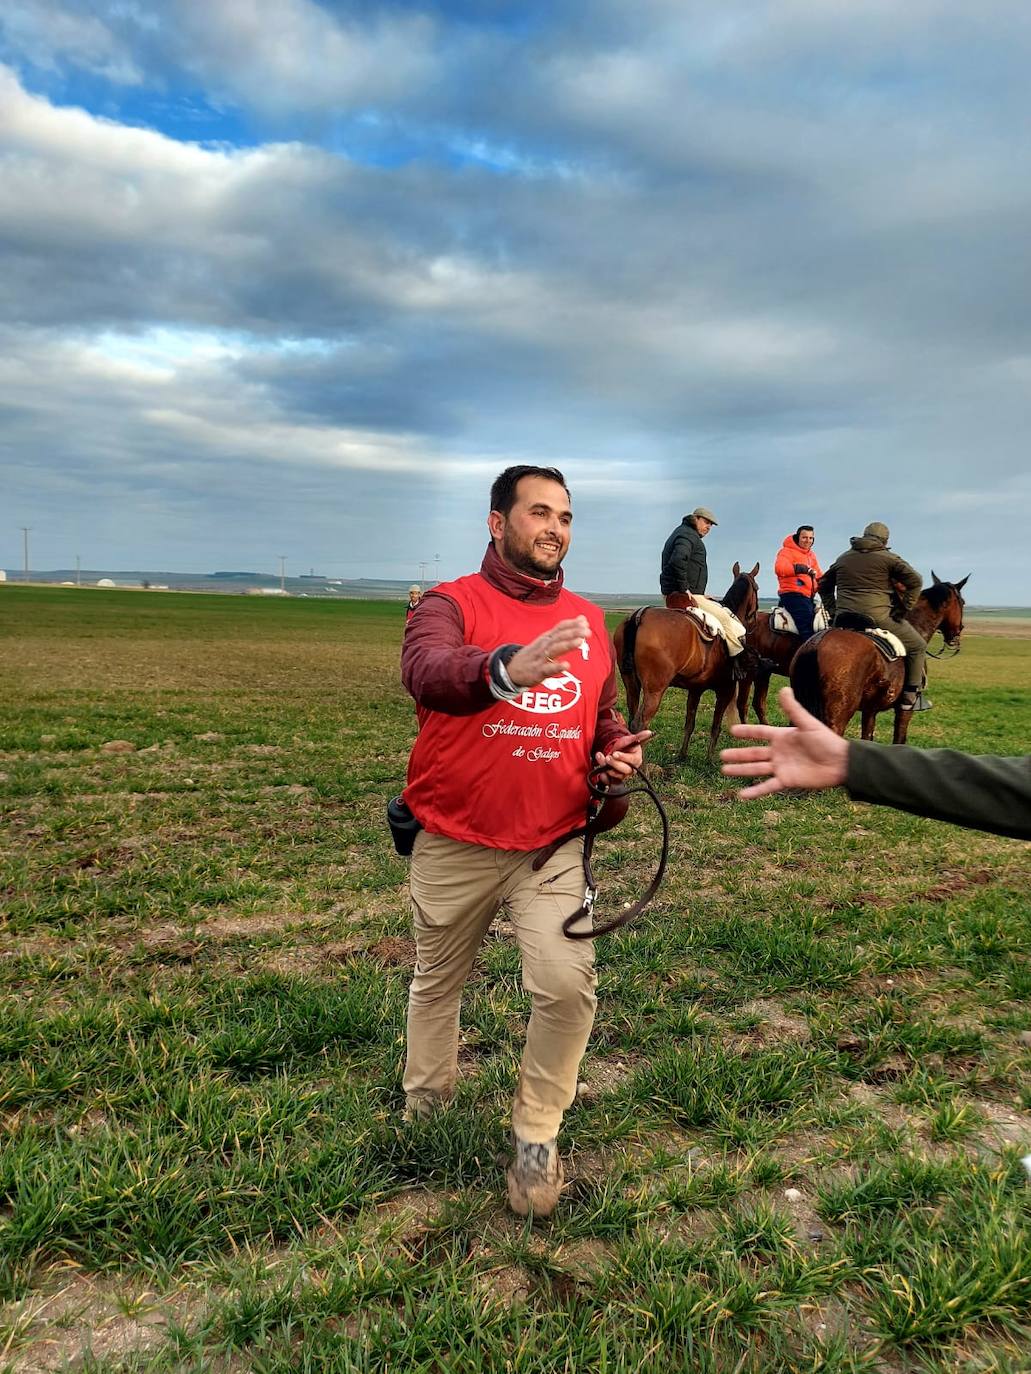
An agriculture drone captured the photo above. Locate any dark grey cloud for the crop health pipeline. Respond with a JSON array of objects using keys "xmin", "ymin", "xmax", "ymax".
[{"xmin": 1, "ymin": 4, "xmax": 1030, "ymax": 599}]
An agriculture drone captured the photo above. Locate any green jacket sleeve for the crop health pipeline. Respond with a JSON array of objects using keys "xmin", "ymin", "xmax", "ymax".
[
  {"xmin": 818, "ymin": 563, "xmax": 837, "ymax": 616},
  {"xmin": 889, "ymin": 556, "xmax": 922, "ymax": 611},
  {"xmin": 846, "ymin": 742, "xmax": 1031, "ymax": 840}
]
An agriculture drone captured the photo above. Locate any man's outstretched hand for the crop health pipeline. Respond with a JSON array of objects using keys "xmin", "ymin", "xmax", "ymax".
[
  {"xmin": 720, "ymin": 687, "xmax": 849, "ymax": 799},
  {"xmin": 506, "ymin": 617, "xmax": 592, "ymax": 688}
]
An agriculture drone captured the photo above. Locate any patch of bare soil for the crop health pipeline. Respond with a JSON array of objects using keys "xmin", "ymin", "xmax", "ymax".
[
  {"xmin": 778, "ymin": 1187, "xmax": 832, "ymax": 1249},
  {"xmin": 470, "ymin": 1264, "xmax": 532, "ymax": 1308},
  {"xmin": 845, "ymin": 1080, "xmax": 913, "ymax": 1134},
  {"xmin": 575, "ymin": 1053, "xmax": 640, "ymax": 1099},
  {"xmin": 198, "ymin": 913, "xmax": 328, "ymax": 938},
  {"xmin": 367, "ymin": 936, "xmax": 416, "ymax": 968},
  {"xmin": 553, "ymin": 1236, "xmax": 614, "ymax": 1278},
  {"xmin": 736, "ymin": 999, "xmax": 811, "ymax": 1044},
  {"xmin": 4, "ymin": 1272, "xmax": 197, "ymax": 1373},
  {"xmin": 974, "ymin": 1099, "xmax": 1031, "ymax": 1149}
]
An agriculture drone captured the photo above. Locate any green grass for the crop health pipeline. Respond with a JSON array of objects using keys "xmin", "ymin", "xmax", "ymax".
[{"xmin": 1, "ymin": 585, "xmax": 1030, "ymax": 1371}]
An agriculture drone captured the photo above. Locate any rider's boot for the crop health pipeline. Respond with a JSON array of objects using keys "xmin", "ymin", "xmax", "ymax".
[{"xmin": 899, "ymin": 686, "xmax": 933, "ymax": 712}]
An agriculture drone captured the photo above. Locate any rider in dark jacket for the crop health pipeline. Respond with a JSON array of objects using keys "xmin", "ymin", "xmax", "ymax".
[{"xmin": 660, "ymin": 508, "xmax": 714, "ymax": 597}]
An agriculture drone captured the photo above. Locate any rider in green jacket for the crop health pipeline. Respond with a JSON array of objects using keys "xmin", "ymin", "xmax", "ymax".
[{"xmin": 818, "ymin": 522, "xmax": 928, "ymax": 710}]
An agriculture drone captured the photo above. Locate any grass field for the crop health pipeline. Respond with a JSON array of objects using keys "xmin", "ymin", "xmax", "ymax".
[{"xmin": 1, "ymin": 585, "xmax": 1029, "ymax": 1373}]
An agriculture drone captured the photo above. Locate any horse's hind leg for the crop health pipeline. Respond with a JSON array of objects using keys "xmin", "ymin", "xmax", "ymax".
[
  {"xmin": 679, "ymin": 689, "xmax": 701, "ymax": 760},
  {"xmin": 752, "ymin": 670, "xmax": 772, "ymax": 725},
  {"xmin": 735, "ymin": 677, "xmax": 751, "ymax": 726},
  {"xmin": 860, "ymin": 709, "xmax": 877, "ymax": 741},
  {"xmin": 893, "ymin": 706, "xmax": 913, "ymax": 745},
  {"xmin": 621, "ymin": 671, "xmax": 643, "ymax": 732},
  {"xmin": 708, "ymin": 681, "xmax": 738, "ymax": 759}
]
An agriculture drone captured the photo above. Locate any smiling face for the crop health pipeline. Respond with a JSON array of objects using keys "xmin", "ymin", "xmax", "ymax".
[
  {"xmin": 797, "ymin": 528, "xmax": 815, "ymax": 551},
  {"xmin": 488, "ymin": 475, "xmax": 572, "ymax": 579}
]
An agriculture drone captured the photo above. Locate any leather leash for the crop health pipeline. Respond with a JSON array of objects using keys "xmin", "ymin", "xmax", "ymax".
[{"xmin": 532, "ymin": 762, "xmax": 669, "ymax": 941}]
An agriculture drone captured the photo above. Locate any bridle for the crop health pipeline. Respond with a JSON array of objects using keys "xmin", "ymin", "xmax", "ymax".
[
  {"xmin": 925, "ymin": 634, "xmax": 962, "ymax": 660},
  {"xmin": 532, "ymin": 761, "xmax": 669, "ymax": 940}
]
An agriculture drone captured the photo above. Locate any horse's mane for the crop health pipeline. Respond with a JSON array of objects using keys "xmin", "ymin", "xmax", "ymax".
[
  {"xmin": 922, "ymin": 581, "xmax": 960, "ymax": 609},
  {"xmin": 722, "ymin": 574, "xmax": 753, "ymax": 616}
]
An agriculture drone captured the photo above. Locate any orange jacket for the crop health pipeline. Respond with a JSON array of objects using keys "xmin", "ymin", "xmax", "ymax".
[{"xmin": 775, "ymin": 536, "xmax": 822, "ymax": 597}]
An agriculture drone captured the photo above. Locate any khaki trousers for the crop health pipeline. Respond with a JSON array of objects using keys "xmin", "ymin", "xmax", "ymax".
[{"xmin": 404, "ymin": 831, "xmax": 595, "ymax": 1143}]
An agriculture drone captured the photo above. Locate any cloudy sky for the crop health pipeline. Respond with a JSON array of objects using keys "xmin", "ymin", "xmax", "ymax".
[{"xmin": 1, "ymin": 1, "xmax": 1029, "ymax": 600}]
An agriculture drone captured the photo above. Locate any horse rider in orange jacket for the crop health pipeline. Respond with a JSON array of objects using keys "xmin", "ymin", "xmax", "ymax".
[{"xmin": 774, "ymin": 525, "xmax": 822, "ymax": 640}]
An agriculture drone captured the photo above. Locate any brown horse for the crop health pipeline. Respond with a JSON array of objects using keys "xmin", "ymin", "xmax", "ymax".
[
  {"xmin": 789, "ymin": 573, "xmax": 968, "ymax": 744},
  {"xmin": 614, "ymin": 563, "xmax": 760, "ymax": 760},
  {"xmin": 737, "ymin": 611, "xmax": 810, "ymax": 726}
]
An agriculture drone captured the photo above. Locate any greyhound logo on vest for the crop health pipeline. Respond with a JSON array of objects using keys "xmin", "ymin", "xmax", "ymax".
[{"xmin": 513, "ymin": 668, "xmax": 582, "ymax": 715}]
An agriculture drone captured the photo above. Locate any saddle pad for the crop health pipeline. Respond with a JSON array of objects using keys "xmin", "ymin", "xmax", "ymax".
[
  {"xmin": 771, "ymin": 604, "xmax": 830, "ymax": 635},
  {"xmin": 677, "ymin": 607, "xmax": 724, "ymax": 640},
  {"xmin": 866, "ymin": 627, "xmax": 906, "ymax": 661}
]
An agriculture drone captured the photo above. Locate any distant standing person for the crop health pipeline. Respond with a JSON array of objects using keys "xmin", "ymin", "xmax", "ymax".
[
  {"xmin": 405, "ymin": 585, "xmax": 422, "ymax": 618},
  {"xmin": 774, "ymin": 525, "xmax": 822, "ymax": 640},
  {"xmin": 399, "ymin": 464, "xmax": 648, "ymax": 1218},
  {"xmin": 819, "ymin": 522, "xmax": 928, "ymax": 710}
]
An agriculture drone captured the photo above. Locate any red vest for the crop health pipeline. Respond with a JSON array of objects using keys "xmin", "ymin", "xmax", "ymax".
[{"xmin": 404, "ymin": 572, "xmax": 612, "ymax": 850}]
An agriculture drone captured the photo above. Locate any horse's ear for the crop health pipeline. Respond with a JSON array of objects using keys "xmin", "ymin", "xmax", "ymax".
[
  {"xmin": 749, "ymin": 562, "xmax": 759, "ymax": 578},
  {"xmin": 956, "ymin": 574, "xmax": 970, "ymax": 591},
  {"xmin": 931, "ymin": 570, "xmax": 941, "ymax": 584},
  {"xmin": 732, "ymin": 561, "xmax": 741, "ymax": 577}
]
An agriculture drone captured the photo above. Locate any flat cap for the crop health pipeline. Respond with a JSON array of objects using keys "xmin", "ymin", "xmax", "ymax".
[{"xmin": 693, "ymin": 506, "xmax": 718, "ymax": 525}]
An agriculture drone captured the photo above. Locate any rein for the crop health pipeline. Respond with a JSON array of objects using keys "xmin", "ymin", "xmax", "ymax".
[
  {"xmin": 532, "ymin": 762, "xmax": 669, "ymax": 941},
  {"xmin": 925, "ymin": 633, "xmax": 961, "ymax": 660}
]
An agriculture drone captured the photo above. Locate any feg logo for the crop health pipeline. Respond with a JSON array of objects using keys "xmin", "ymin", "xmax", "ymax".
[{"xmin": 513, "ymin": 669, "xmax": 582, "ymax": 715}]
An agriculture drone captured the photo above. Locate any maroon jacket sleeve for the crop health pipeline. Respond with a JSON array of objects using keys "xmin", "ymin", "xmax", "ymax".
[{"xmin": 400, "ymin": 593, "xmax": 494, "ymax": 715}]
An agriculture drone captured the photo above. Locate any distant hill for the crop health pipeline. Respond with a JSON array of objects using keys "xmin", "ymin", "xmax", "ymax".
[{"xmin": 6, "ymin": 569, "xmax": 1028, "ymax": 612}]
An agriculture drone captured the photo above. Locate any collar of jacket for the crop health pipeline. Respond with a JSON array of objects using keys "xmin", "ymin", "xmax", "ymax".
[{"xmin": 479, "ymin": 542, "xmax": 565, "ymax": 603}]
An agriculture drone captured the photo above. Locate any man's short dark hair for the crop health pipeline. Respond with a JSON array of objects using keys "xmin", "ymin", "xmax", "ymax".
[
  {"xmin": 490, "ymin": 465, "xmax": 570, "ymax": 517},
  {"xmin": 795, "ymin": 525, "xmax": 815, "ymax": 543}
]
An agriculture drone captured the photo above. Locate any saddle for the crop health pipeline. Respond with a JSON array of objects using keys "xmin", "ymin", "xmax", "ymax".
[
  {"xmin": 665, "ymin": 595, "xmax": 742, "ymax": 646},
  {"xmin": 771, "ymin": 602, "xmax": 830, "ymax": 635},
  {"xmin": 831, "ymin": 611, "xmax": 905, "ymax": 662}
]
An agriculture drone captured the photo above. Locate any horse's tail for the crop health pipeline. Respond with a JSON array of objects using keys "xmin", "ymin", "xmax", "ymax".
[
  {"xmin": 791, "ymin": 635, "xmax": 826, "ymax": 723},
  {"xmin": 620, "ymin": 607, "xmax": 647, "ymax": 685}
]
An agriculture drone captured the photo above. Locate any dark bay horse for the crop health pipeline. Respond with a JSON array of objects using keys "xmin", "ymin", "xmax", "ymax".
[
  {"xmin": 789, "ymin": 573, "xmax": 968, "ymax": 744},
  {"xmin": 614, "ymin": 563, "xmax": 760, "ymax": 760},
  {"xmin": 737, "ymin": 610, "xmax": 810, "ymax": 726}
]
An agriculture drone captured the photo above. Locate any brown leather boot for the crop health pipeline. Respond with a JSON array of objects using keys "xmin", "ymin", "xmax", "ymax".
[{"xmin": 506, "ymin": 1135, "xmax": 564, "ymax": 1218}]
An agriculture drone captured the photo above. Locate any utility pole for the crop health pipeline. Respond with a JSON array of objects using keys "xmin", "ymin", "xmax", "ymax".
[
  {"xmin": 75, "ymin": 554, "xmax": 81, "ymax": 587},
  {"xmin": 418, "ymin": 561, "xmax": 428, "ymax": 589},
  {"xmin": 434, "ymin": 553, "xmax": 440, "ymax": 585},
  {"xmin": 278, "ymin": 555, "xmax": 287, "ymax": 592},
  {"xmin": 20, "ymin": 527, "xmax": 30, "ymax": 582}
]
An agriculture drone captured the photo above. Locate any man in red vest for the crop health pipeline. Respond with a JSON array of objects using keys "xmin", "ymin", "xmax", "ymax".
[{"xmin": 400, "ymin": 465, "xmax": 647, "ymax": 1217}]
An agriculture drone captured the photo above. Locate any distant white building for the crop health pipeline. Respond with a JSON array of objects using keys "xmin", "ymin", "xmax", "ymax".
[{"xmin": 97, "ymin": 578, "xmax": 116, "ymax": 587}]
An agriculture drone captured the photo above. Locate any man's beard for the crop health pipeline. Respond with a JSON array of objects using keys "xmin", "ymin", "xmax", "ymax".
[{"xmin": 502, "ymin": 528, "xmax": 564, "ymax": 580}]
